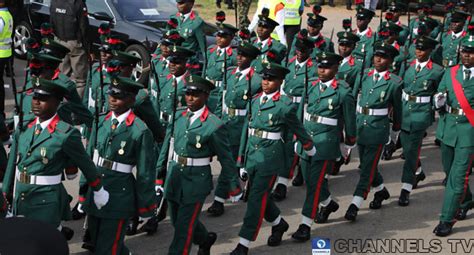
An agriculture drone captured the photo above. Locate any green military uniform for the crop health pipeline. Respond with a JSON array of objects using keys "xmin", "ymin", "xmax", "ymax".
[
  {"xmin": 409, "ymin": 17, "xmax": 441, "ymax": 40},
  {"xmin": 251, "ymin": 15, "xmax": 287, "ymax": 74},
  {"xmin": 171, "ymin": 5, "xmax": 206, "ymax": 74},
  {"xmin": 205, "ymin": 23, "xmax": 238, "ymax": 115},
  {"xmin": 399, "ymin": 36, "xmax": 444, "ymax": 204},
  {"xmin": 346, "ymin": 43, "xmax": 402, "ymax": 220},
  {"xmin": 156, "ymin": 76, "xmax": 235, "ymax": 254},
  {"xmin": 353, "ymin": 8, "xmax": 376, "ymax": 68},
  {"xmin": 378, "ymin": 22, "xmax": 407, "ymax": 76},
  {"xmin": 385, "ymin": 1, "xmax": 410, "ymax": 46},
  {"xmin": 84, "ymin": 77, "xmax": 156, "ymax": 254},
  {"xmin": 434, "ymin": 11, "xmax": 470, "ymax": 67},
  {"xmin": 433, "ymin": 36, "xmax": 474, "ymax": 236},
  {"xmin": 336, "ymin": 32, "xmax": 363, "ymax": 88},
  {"xmin": 292, "ymin": 53, "xmax": 356, "ymax": 241},
  {"xmin": 235, "ymin": 63, "xmax": 314, "ymax": 247},
  {"xmin": 288, "ymin": 14, "xmax": 334, "ymax": 62},
  {"xmin": 210, "ymin": 43, "xmax": 262, "ymax": 212},
  {"xmin": 149, "ymin": 30, "xmax": 184, "ymax": 116},
  {"xmin": 275, "ymin": 37, "xmax": 317, "ymax": 198},
  {"xmin": 405, "ymin": 17, "xmax": 440, "ymax": 62},
  {"xmin": 2, "ymin": 78, "xmax": 105, "ymax": 228}
]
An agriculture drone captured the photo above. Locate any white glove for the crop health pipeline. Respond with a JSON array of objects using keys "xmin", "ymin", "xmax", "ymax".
[
  {"xmin": 229, "ymin": 192, "xmax": 243, "ymax": 203},
  {"xmin": 155, "ymin": 184, "xmax": 164, "ymax": 196},
  {"xmin": 93, "ymin": 187, "xmax": 110, "ymax": 210},
  {"xmin": 66, "ymin": 173, "xmax": 78, "ymax": 180},
  {"xmin": 294, "ymin": 142, "xmax": 299, "ymax": 154},
  {"xmin": 137, "ymin": 216, "xmax": 152, "ymax": 230},
  {"xmin": 239, "ymin": 168, "xmax": 248, "ymax": 181},
  {"xmin": 434, "ymin": 92, "xmax": 446, "ymax": 109},
  {"xmin": 340, "ymin": 143, "xmax": 354, "ymax": 159},
  {"xmin": 2, "ymin": 136, "xmax": 12, "ymax": 146},
  {"xmin": 390, "ymin": 130, "xmax": 400, "ymax": 145},
  {"xmin": 305, "ymin": 146, "xmax": 316, "ymax": 157}
]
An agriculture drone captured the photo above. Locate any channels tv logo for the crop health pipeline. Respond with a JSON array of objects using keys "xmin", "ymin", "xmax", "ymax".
[{"xmin": 312, "ymin": 237, "xmax": 331, "ymax": 255}]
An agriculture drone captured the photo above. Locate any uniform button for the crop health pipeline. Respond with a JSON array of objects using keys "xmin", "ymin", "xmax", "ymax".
[
  {"xmin": 102, "ymin": 174, "xmax": 105, "ymax": 177},
  {"xmin": 122, "ymin": 188, "xmax": 126, "ymax": 191},
  {"xmin": 23, "ymin": 167, "xmax": 27, "ymax": 171},
  {"xmin": 27, "ymin": 153, "xmax": 31, "ymax": 156},
  {"xmin": 42, "ymin": 200, "xmax": 45, "ymax": 203},
  {"xmin": 21, "ymin": 198, "xmax": 24, "ymax": 201}
]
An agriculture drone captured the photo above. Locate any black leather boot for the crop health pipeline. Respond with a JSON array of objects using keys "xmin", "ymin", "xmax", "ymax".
[{"xmin": 369, "ymin": 187, "xmax": 390, "ymax": 209}]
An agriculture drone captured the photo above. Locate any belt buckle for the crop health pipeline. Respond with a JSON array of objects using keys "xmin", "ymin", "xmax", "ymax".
[
  {"xmin": 409, "ymin": 95, "xmax": 417, "ymax": 101},
  {"xmin": 177, "ymin": 156, "xmax": 187, "ymax": 166},
  {"xmin": 162, "ymin": 113, "xmax": 169, "ymax": 121},
  {"xmin": 255, "ymin": 129, "xmax": 263, "ymax": 138},
  {"xmin": 102, "ymin": 159, "xmax": 113, "ymax": 170},
  {"xmin": 19, "ymin": 171, "xmax": 30, "ymax": 184},
  {"xmin": 361, "ymin": 107, "xmax": 370, "ymax": 115},
  {"xmin": 452, "ymin": 108, "xmax": 460, "ymax": 115},
  {"xmin": 228, "ymin": 108, "xmax": 236, "ymax": 117}
]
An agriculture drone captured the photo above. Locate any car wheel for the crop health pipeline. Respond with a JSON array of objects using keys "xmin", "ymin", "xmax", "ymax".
[
  {"xmin": 13, "ymin": 21, "xmax": 33, "ymax": 59},
  {"xmin": 126, "ymin": 44, "xmax": 150, "ymax": 85}
]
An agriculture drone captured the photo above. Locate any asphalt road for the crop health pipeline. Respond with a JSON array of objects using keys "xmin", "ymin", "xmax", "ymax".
[{"xmin": 3, "ymin": 5, "xmax": 474, "ymax": 255}]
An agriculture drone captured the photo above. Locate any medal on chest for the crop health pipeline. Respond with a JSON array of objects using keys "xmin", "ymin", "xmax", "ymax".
[
  {"xmin": 268, "ymin": 113, "xmax": 273, "ymax": 125},
  {"xmin": 328, "ymin": 98, "xmax": 333, "ymax": 110},
  {"xmin": 40, "ymin": 147, "xmax": 48, "ymax": 164},
  {"xmin": 118, "ymin": 141, "xmax": 126, "ymax": 155},
  {"xmin": 243, "ymin": 89, "xmax": 248, "ymax": 100},
  {"xmin": 380, "ymin": 91, "xmax": 386, "ymax": 102},
  {"xmin": 196, "ymin": 135, "xmax": 202, "ymax": 148},
  {"xmin": 423, "ymin": 80, "xmax": 428, "ymax": 90}
]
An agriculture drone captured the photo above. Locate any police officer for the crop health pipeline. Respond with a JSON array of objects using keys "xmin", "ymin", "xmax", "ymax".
[
  {"xmin": 2, "ymin": 77, "xmax": 109, "ymax": 231},
  {"xmin": 272, "ymin": 37, "xmax": 316, "ymax": 201},
  {"xmin": 345, "ymin": 42, "xmax": 402, "ymax": 221},
  {"xmin": 50, "ymin": 0, "xmax": 90, "ymax": 97},
  {"xmin": 231, "ymin": 63, "xmax": 315, "ymax": 254},
  {"xmin": 291, "ymin": 52, "xmax": 356, "ymax": 241},
  {"xmin": 283, "ymin": 0, "xmax": 304, "ymax": 48},
  {"xmin": 156, "ymin": 75, "xmax": 236, "ymax": 255},
  {"xmin": 205, "ymin": 22, "xmax": 238, "ymax": 115},
  {"xmin": 433, "ymin": 34, "xmax": 474, "ymax": 237},
  {"xmin": 83, "ymin": 76, "xmax": 157, "ymax": 254},
  {"xmin": 249, "ymin": 1, "xmax": 287, "ymax": 46},
  {"xmin": 0, "ymin": 0, "xmax": 12, "ymax": 116},
  {"xmin": 207, "ymin": 43, "xmax": 262, "ymax": 217}
]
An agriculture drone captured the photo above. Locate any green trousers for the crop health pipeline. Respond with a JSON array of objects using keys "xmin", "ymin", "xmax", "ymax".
[
  {"xmin": 87, "ymin": 215, "xmax": 129, "ymax": 255},
  {"xmin": 168, "ymin": 199, "xmax": 208, "ymax": 255},
  {"xmin": 279, "ymin": 131, "xmax": 298, "ymax": 181},
  {"xmin": 439, "ymin": 144, "xmax": 474, "ymax": 222},
  {"xmin": 238, "ymin": 171, "xmax": 280, "ymax": 241},
  {"xmin": 400, "ymin": 130, "xmax": 425, "ymax": 185},
  {"xmin": 354, "ymin": 144, "xmax": 385, "ymax": 198},
  {"xmin": 214, "ymin": 145, "xmax": 242, "ymax": 200},
  {"xmin": 300, "ymin": 158, "xmax": 334, "ymax": 219}
]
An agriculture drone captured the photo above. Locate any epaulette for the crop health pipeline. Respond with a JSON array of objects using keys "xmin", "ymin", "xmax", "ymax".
[
  {"xmin": 133, "ymin": 117, "xmax": 148, "ymax": 131},
  {"xmin": 279, "ymin": 94, "xmax": 292, "ymax": 106},
  {"xmin": 206, "ymin": 112, "xmax": 224, "ymax": 128}
]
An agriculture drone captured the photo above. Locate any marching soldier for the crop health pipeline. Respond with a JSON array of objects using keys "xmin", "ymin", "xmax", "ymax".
[
  {"xmin": 83, "ymin": 76, "xmax": 157, "ymax": 254},
  {"xmin": 409, "ymin": 0, "xmax": 441, "ymax": 40},
  {"xmin": 433, "ymin": 34, "xmax": 474, "ymax": 237},
  {"xmin": 272, "ymin": 37, "xmax": 316, "ymax": 200},
  {"xmin": 251, "ymin": 11, "xmax": 287, "ymax": 73},
  {"xmin": 288, "ymin": 12, "xmax": 334, "ymax": 61},
  {"xmin": 205, "ymin": 22, "xmax": 238, "ymax": 115},
  {"xmin": 385, "ymin": 1, "xmax": 409, "ymax": 46},
  {"xmin": 157, "ymin": 46, "xmax": 194, "ymax": 128},
  {"xmin": 149, "ymin": 30, "xmax": 185, "ymax": 115},
  {"xmin": 378, "ymin": 22, "xmax": 406, "ymax": 76},
  {"xmin": 434, "ymin": 11, "xmax": 470, "ymax": 68},
  {"xmin": 398, "ymin": 36, "xmax": 444, "ymax": 206},
  {"xmin": 231, "ymin": 63, "xmax": 315, "ymax": 254},
  {"xmin": 345, "ymin": 42, "xmax": 402, "ymax": 221},
  {"xmin": 291, "ymin": 52, "xmax": 356, "ymax": 241},
  {"xmin": 156, "ymin": 75, "xmax": 236, "ymax": 254},
  {"xmin": 336, "ymin": 31, "xmax": 362, "ymax": 88},
  {"xmin": 2, "ymin": 77, "xmax": 109, "ymax": 232},
  {"xmin": 405, "ymin": 17, "xmax": 440, "ymax": 63},
  {"xmin": 171, "ymin": 0, "xmax": 207, "ymax": 74},
  {"xmin": 207, "ymin": 43, "xmax": 262, "ymax": 217},
  {"xmin": 353, "ymin": 8, "xmax": 376, "ymax": 67}
]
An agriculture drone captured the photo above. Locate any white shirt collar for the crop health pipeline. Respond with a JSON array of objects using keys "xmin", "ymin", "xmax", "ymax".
[
  {"xmin": 357, "ymin": 28, "xmax": 369, "ymax": 36},
  {"xmin": 415, "ymin": 59, "xmax": 430, "ymax": 70},
  {"xmin": 257, "ymin": 37, "xmax": 270, "ymax": 46},
  {"xmin": 453, "ymin": 30, "xmax": 464, "ymax": 39},
  {"xmin": 295, "ymin": 58, "xmax": 308, "ymax": 67},
  {"xmin": 261, "ymin": 91, "xmax": 278, "ymax": 103},
  {"xmin": 237, "ymin": 67, "xmax": 251, "ymax": 80},
  {"xmin": 311, "ymin": 33, "xmax": 322, "ymax": 40},
  {"xmin": 463, "ymin": 65, "xmax": 474, "ymax": 79},
  {"xmin": 217, "ymin": 46, "xmax": 230, "ymax": 54},
  {"xmin": 111, "ymin": 109, "xmax": 131, "ymax": 126},
  {"xmin": 373, "ymin": 70, "xmax": 388, "ymax": 81},
  {"xmin": 321, "ymin": 78, "xmax": 335, "ymax": 88},
  {"xmin": 180, "ymin": 11, "xmax": 191, "ymax": 22},
  {"xmin": 174, "ymin": 72, "xmax": 188, "ymax": 84},
  {"xmin": 36, "ymin": 114, "xmax": 57, "ymax": 131},
  {"xmin": 342, "ymin": 56, "xmax": 351, "ymax": 65},
  {"xmin": 188, "ymin": 106, "xmax": 205, "ymax": 125}
]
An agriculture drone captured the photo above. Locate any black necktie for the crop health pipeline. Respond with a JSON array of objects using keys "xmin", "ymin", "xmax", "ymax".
[
  {"xmin": 416, "ymin": 64, "xmax": 421, "ymax": 74},
  {"xmin": 186, "ymin": 112, "xmax": 194, "ymax": 128},
  {"xmin": 236, "ymin": 72, "xmax": 242, "ymax": 80},
  {"xmin": 32, "ymin": 124, "xmax": 42, "ymax": 144},
  {"xmin": 465, "ymin": 69, "xmax": 472, "ymax": 81},
  {"xmin": 374, "ymin": 73, "xmax": 380, "ymax": 83},
  {"xmin": 261, "ymin": 96, "xmax": 268, "ymax": 105},
  {"xmin": 111, "ymin": 119, "xmax": 119, "ymax": 131}
]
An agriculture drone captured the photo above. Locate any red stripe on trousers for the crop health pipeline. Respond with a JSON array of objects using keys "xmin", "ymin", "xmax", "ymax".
[
  {"xmin": 456, "ymin": 155, "xmax": 474, "ymax": 217},
  {"xmin": 311, "ymin": 160, "xmax": 328, "ymax": 219},
  {"xmin": 112, "ymin": 219, "xmax": 124, "ymax": 255},
  {"xmin": 252, "ymin": 175, "xmax": 276, "ymax": 241},
  {"xmin": 183, "ymin": 202, "xmax": 201, "ymax": 255},
  {"xmin": 364, "ymin": 144, "xmax": 383, "ymax": 199},
  {"xmin": 288, "ymin": 154, "xmax": 299, "ymax": 179}
]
